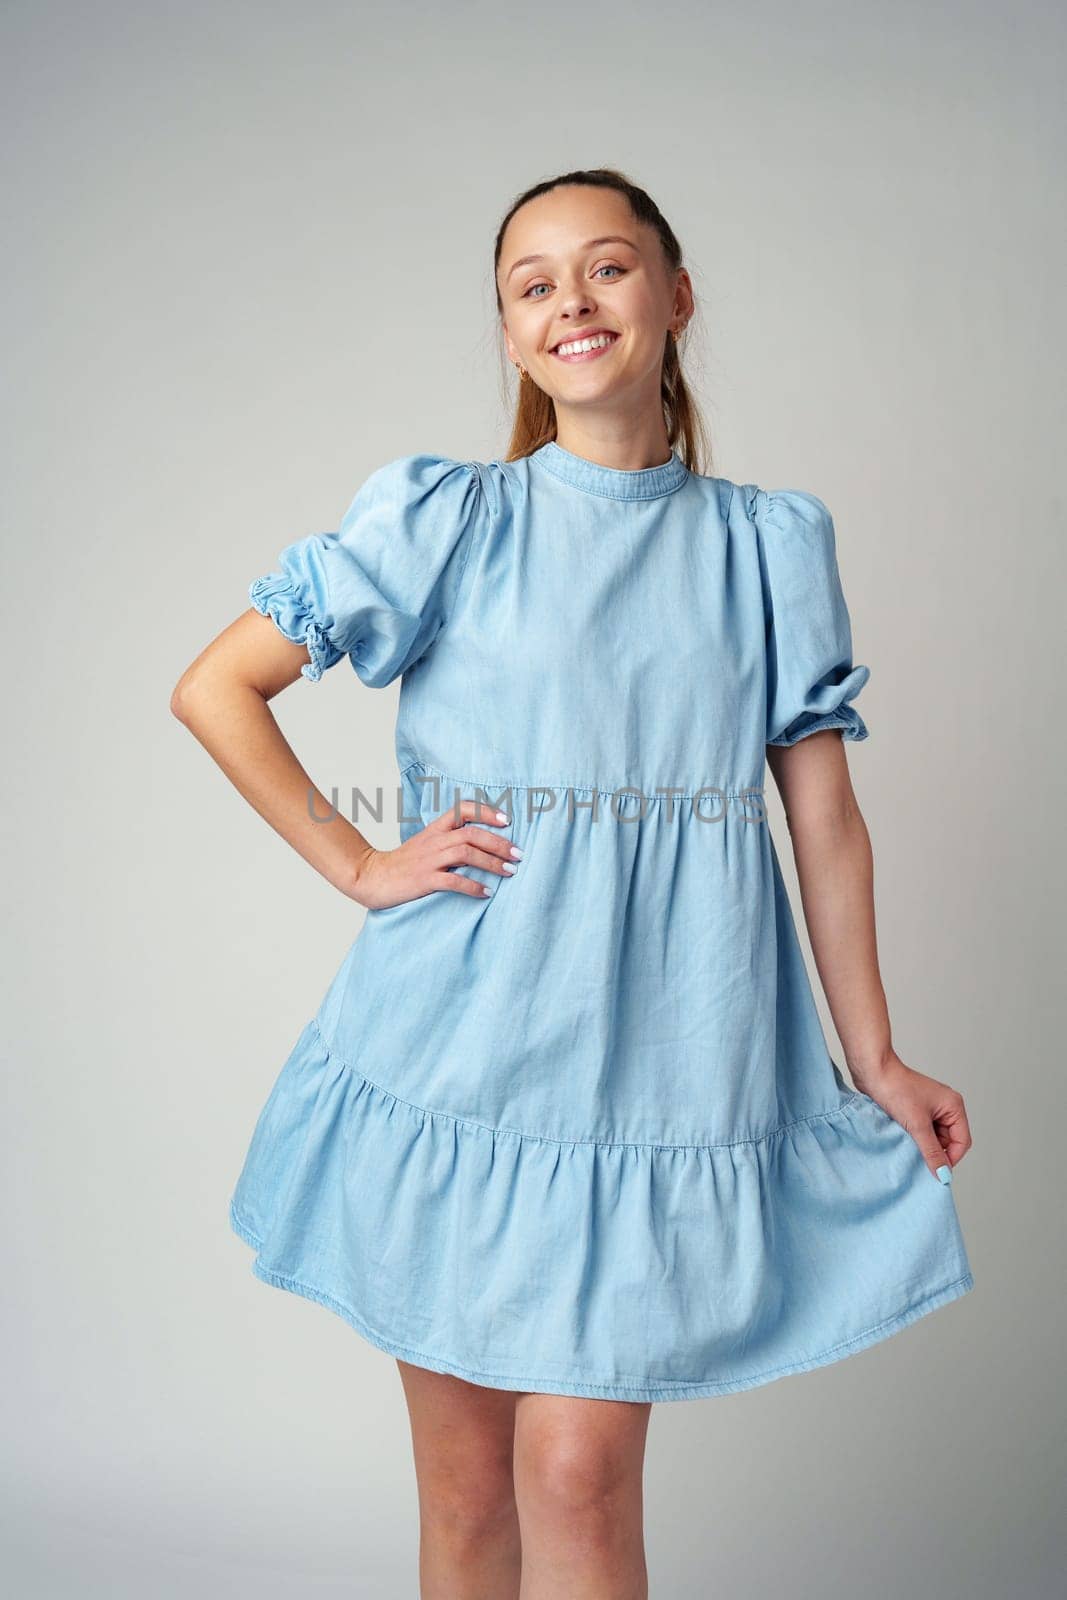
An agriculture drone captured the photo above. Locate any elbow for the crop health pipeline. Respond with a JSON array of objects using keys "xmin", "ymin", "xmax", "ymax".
[
  {"xmin": 784, "ymin": 789, "xmax": 864, "ymax": 844},
  {"xmin": 169, "ymin": 665, "xmax": 210, "ymax": 725},
  {"xmin": 170, "ymin": 663, "xmax": 208, "ymax": 723},
  {"xmin": 170, "ymin": 660, "xmax": 269, "ymax": 727},
  {"xmin": 169, "ymin": 677, "xmax": 191, "ymax": 723}
]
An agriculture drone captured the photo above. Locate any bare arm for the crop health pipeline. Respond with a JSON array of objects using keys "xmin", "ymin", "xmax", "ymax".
[
  {"xmin": 169, "ymin": 610, "xmax": 517, "ymax": 907},
  {"xmin": 766, "ymin": 730, "xmax": 973, "ymax": 1178},
  {"xmin": 765, "ymin": 731, "xmax": 890, "ymax": 1088}
]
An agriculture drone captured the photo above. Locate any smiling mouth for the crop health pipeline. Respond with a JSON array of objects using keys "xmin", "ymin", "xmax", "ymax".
[{"xmin": 551, "ymin": 331, "xmax": 620, "ymax": 362}]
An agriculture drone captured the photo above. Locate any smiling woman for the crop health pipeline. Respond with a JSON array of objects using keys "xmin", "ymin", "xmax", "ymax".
[
  {"xmin": 182, "ymin": 165, "xmax": 975, "ymax": 1598},
  {"xmin": 494, "ymin": 179, "xmax": 707, "ymax": 477}
]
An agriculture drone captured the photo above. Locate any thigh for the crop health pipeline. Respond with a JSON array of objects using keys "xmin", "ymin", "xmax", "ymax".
[{"xmin": 396, "ymin": 1359, "xmax": 520, "ymax": 1499}]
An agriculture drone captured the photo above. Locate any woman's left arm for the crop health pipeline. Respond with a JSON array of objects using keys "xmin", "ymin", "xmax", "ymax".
[{"xmin": 766, "ymin": 730, "xmax": 973, "ymax": 1182}]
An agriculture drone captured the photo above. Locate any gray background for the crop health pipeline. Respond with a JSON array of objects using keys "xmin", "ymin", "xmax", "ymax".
[{"xmin": 4, "ymin": 0, "xmax": 1063, "ymax": 1594}]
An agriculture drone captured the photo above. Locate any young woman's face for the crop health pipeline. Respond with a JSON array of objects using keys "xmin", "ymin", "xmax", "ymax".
[{"xmin": 498, "ymin": 186, "xmax": 690, "ymax": 420}]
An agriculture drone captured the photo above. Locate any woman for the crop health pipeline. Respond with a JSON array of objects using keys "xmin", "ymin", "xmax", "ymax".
[{"xmin": 172, "ymin": 167, "xmax": 974, "ymax": 1598}]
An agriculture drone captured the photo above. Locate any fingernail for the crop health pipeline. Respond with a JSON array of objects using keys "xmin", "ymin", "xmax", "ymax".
[
  {"xmin": 495, "ymin": 811, "xmax": 509, "ymax": 823},
  {"xmin": 501, "ymin": 862, "xmax": 517, "ymax": 874},
  {"xmin": 509, "ymin": 845, "xmax": 524, "ymax": 859},
  {"xmin": 936, "ymin": 1164, "xmax": 953, "ymax": 1185}
]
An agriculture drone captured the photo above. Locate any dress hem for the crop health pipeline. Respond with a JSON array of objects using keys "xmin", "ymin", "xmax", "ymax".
[{"xmin": 228, "ymin": 1197, "xmax": 974, "ymax": 1404}]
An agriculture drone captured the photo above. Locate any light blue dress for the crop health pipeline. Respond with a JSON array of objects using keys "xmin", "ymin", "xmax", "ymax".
[{"xmin": 229, "ymin": 439, "xmax": 974, "ymax": 1402}]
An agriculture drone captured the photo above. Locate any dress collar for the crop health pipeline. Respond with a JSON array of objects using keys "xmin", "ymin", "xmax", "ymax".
[{"xmin": 531, "ymin": 440, "xmax": 690, "ymax": 501}]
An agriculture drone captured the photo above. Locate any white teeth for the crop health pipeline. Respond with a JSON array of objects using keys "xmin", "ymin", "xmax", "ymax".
[{"xmin": 554, "ymin": 332, "xmax": 617, "ymax": 357}]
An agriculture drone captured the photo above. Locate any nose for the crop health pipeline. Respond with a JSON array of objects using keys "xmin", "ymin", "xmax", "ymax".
[{"xmin": 556, "ymin": 280, "xmax": 598, "ymax": 320}]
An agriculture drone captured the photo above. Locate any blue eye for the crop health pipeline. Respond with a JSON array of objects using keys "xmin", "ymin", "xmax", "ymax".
[{"xmin": 522, "ymin": 264, "xmax": 625, "ymax": 298}]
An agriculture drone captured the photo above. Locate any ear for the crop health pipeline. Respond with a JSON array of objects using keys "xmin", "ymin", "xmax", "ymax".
[{"xmin": 673, "ymin": 267, "xmax": 695, "ymax": 324}]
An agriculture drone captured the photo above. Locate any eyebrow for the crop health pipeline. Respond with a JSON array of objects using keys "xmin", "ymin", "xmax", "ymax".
[{"xmin": 505, "ymin": 236, "xmax": 640, "ymax": 282}]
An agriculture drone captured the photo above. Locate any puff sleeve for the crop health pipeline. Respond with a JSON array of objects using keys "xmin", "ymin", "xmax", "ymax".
[
  {"xmin": 248, "ymin": 454, "xmax": 485, "ymax": 687},
  {"xmin": 751, "ymin": 486, "xmax": 871, "ymax": 746}
]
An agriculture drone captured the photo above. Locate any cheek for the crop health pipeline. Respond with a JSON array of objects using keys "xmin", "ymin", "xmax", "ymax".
[
  {"xmin": 618, "ymin": 290, "xmax": 665, "ymax": 339},
  {"xmin": 513, "ymin": 307, "xmax": 549, "ymax": 347},
  {"xmin": 640, "ymin": 288, "xmax": 670, "ymax": 325}
]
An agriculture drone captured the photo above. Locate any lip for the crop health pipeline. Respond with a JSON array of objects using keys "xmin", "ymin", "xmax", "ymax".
[{"xmin": 550, "ymin": 329, "xmax": 620, "ymax": 362}]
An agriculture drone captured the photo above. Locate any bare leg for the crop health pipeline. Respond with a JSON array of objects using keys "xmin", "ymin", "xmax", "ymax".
[
  {"xmin": 397, "ymin": 1359, "xmax": 522, "ymax": 1600},
  {"xmin": 513, "ymin": 1392, "xmax": 653, "ymax": 1599}
]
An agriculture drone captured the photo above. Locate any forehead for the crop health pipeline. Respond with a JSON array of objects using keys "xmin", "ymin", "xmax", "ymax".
[{"xmin": 500, "ymin": 188, "xmax": 647, "ymax": 278}]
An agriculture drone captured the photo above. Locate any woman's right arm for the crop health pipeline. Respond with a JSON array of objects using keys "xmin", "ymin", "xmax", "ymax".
[{"xmin": 169, "ymin": 609, "xmax": 516, "ymax": 908}]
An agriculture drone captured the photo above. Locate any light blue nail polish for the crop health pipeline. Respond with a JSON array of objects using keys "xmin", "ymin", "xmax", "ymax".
[{"xmin": 936, "ymin": 1164, "xmax": 953, "ymax": 1185}]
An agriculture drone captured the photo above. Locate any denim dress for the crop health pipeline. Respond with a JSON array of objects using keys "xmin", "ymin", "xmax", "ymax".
[{"xmin": 228, "ymin": 439, "xmax": 974, "ymax": 1402}]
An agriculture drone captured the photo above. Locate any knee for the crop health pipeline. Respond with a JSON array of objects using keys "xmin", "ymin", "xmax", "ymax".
[
  {"xmin": 519, "ymin": 1441, "xmax": 630, "ymax": 1521},
  {"xmin": 421, "ymin": 1472, "xmax": 518, "ymax": 1545}
]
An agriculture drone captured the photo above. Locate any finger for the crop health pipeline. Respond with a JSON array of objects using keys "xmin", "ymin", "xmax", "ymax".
[
  {"xmin": 452, "ymin": 823, "xmax": 524, "ymax": 859},
  {"xmin": 934, "ymin": 1098, "xmax": 972, "ymax": 1165},
  {"xmin": 430, "ymin": 869, "xmax": 493, "ymax": 897},
  {"xmin": 911, "ymin": 1118, "xmax": 959, "ymax": 1184},
  {"xmin": 430, "ymin": 798, "xmax": 510, "ymax": 831},
  {"xmin": 438, "ymin": 838, "xmax": 518, "ymax": 877}
]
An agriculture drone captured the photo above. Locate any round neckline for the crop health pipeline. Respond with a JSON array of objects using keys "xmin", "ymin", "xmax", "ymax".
[{"xmin": 532, "ymin": 440, "xmax": 689, "ymax": 501}]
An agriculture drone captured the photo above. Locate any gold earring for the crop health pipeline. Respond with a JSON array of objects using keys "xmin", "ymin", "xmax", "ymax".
[{"xmin": 517, "ymin": 363, "xmax": 528, "ymax": 380}]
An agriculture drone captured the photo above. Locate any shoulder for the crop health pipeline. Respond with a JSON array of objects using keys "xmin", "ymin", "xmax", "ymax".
[
  {"xmin": 348, "ymin": 451, "xmax": 484, "ymax": 506},
  {"xmin": 733, "ymin": 484, "xmax": 840, "ymax": 575},
  {"xmin": 738, "ymin": 483, "xmax": 834, "ymax": 535},
  {"xmin": 434, "ymin": 451, "xmax": 543, "ymax": 521},
  {"xmin": 338, "ymin": 452, "xmax": 494, "ymax": 544}
]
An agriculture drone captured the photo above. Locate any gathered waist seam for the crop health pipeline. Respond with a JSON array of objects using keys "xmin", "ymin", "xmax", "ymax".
[{"xmin": 400, "ymin": 759, "xmax": 764, "ymax": 804}]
